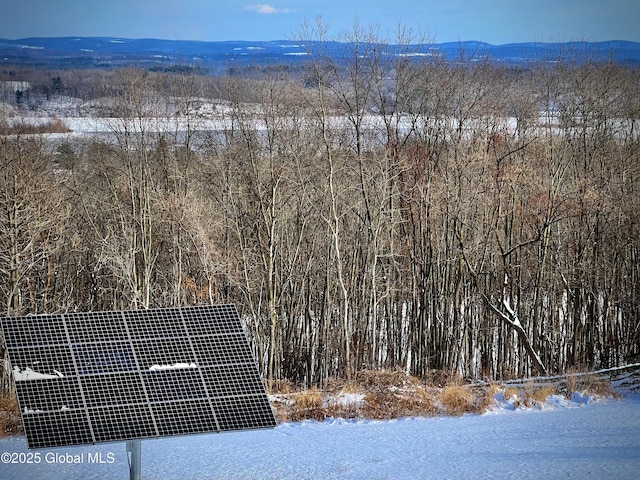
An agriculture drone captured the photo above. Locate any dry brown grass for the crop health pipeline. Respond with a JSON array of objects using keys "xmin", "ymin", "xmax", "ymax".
[
  {"xmin": 473, "ymin": 384, "xmax": 498, "ymax": 412},
  {"xmin": 325, "ymin": 391, "xmax": 363, "ymax": 419},
  {"xmin": 422, "ymin": 369, "xmax": 461, "ymax": 388},
  {"xmin": 270, "ymin": 369, "xmax": 497, "ymax": 422},
  {"xmin": 441, "ymin": 385, "xmax": 477, "ymax": 416},
  {"xmin": 0, "ymin": 396, "xmax": 23, "ymax": 437},
  {"xmin": 355, "ymin": 369, "xmax": 420, "ymax": 390},
  {"xmin": 523, "ymin": 381, "xmax": 558, "ymax": 405},
  {"xmin": 268, "ymin": 378, "xmax": 297, "ymax": 394},
  {"xmin": 502, "ymin": 386, "xmax": 520, "ymax": 400},
  {"xmin": 287, "ymin": 388, "xmax": 325, "ymax": 422},
  {"xmin": 0, "ymin": 118, "xmax": 71, "ymax": 135},
  {"xmin": 360, "ymin": 385, "xmax": 438, "ymax": 419},
  {"xmin": 268, "ymin": 367, "xmax": 620, "ymax": 424},
  {"xmin": 357, "ymin": 370, "xmax": 438, "ymax": 419},
  {"xmin": 532, "ymin": 385, "xmax": 558, "ymax": 402},
  {"xmin": 564, "ymin": 371, "xmax": 614, "ymax": 398}
]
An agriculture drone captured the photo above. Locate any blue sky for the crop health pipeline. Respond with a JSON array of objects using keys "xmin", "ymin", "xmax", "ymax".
[{"xmin": 2, "ymin": 0, "xmax": 639, "ymax": 44}]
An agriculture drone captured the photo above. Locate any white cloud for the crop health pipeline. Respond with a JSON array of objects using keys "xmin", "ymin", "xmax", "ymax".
[{"xmin": 244, "ymin": 4, "xmax": 290, "ymax": 14}]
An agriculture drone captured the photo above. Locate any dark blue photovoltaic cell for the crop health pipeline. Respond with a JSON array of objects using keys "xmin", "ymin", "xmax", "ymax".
[
  {"xmin": 191, "ymin": 334, "xmax": 255, "ymax": 365},
  {"xmin": 202, "ymin": 364, "xmax": 267, "ymax": 398},
  {"xmin": 73, "ymin": 342, "xmax": 137, "ymax": 374},
  {"xmin": 1, "ymin": 316, "xmax": 67, "ymax": 347},
  {"xmin": 88, "ymin": 404, "xmax": 157, "ymax": 443},
  {"xmin": 21, "ymin": 410, "xmax": 93, "ymax": 448},
  {"xmin": 124, "ymin": 309, "xmax": 188, "ymax": 339},
  {"xmin": 152, "ymin": 400, "xmax": 219, "ymax": 436},
  {"xmin": 9, "ymin": 345, "xmax": 76, "ymax": 378},
  {"xmin": 210, "ymin": 395, "xmax": 276, "ymax": 431},
  {"xmin": 16, "ymin": 378, "xmax": 85, "ymax": 411},
  {"xmin": 182, "ymin": 305, "xmax": 245, "ymax": 336},
  {"xmin": 132, "ymin": 338, "xmax": 195, "ymax": 369},
  {"xmin": 142, "ymin": 369, "xmax": 208, "ymax": 402},
  {"xmin": 0, "ymin": 305, "xmax": 276, "ymax": 449},
  {"xmin": 65, "ymin": 311, "xmax": 128, "ymax": 343},
  {"xmin": 80, "ymin": 373, "xmax": 147, "ymax": 407}
]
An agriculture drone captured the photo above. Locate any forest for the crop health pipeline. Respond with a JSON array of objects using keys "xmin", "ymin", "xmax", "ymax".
[{"xmin": 1, "ymin": 30, "xmax": 639, "ymax": 393}]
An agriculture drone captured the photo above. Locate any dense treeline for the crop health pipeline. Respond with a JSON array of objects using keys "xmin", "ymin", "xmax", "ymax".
[{"xmin": 1, "ymin": 33, "xmax": 639, "ymax": 392}]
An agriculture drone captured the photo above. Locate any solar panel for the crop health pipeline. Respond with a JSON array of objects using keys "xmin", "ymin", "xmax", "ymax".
[{"xmin": 1, "ymin": 305, "xmax": 276, "ymax": 449}]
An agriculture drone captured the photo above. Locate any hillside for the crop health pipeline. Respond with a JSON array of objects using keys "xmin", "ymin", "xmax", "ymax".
[{"xmin": 1, "ymin": 37, "xmax": 639, "ymax": 71}]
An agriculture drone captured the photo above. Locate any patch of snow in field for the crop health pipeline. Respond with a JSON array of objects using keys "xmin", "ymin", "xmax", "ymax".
[{"xmin": 336, "ymin": 392, "xmax": 366, "ymax": 408}]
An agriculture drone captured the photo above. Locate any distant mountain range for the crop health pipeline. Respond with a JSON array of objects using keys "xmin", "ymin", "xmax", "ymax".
[{"xmin": 1, "ymin": 37, "xmax": 639, "ymax": 71}]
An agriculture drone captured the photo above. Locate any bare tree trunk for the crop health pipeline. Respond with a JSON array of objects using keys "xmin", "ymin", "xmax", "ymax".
[{"xmin": 484, "ymin": 295, "xmax": 548, "ymax": 375}]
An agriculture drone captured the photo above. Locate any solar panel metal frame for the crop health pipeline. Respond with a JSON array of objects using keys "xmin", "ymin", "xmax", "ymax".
[{"xmin": 1, "ymin": 305, "xmax": 276, "ymax": 449}]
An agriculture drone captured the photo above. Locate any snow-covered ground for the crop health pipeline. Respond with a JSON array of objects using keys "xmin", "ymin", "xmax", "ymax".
[
  {"xmin": 5, "ymin": 95, "xmax": 640, "ymax": 144},
  {"xmin": 1, "ymin": 391, "xmax": 639, "ymax": 480}
]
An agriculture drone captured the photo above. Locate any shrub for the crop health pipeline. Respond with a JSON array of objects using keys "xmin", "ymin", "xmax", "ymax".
[
  {"xmin": 523, "ymin": 381, "xmax": 558, "ymax": 404},
  {"xmin": 355, "ymin": 369, "xmax": 419, "ymax": 390},
  {"xmin": 564, "ymin": 372, "xmax": 614, "ymax": 398},
  {"xmin": 441, "ymin": 385, "xmax": 476, "ymax": 416},
  {"xmin": 0, "ymin": 118, "xmax": 71, "ymax": 135},
  {"xmin": 289, "ymin": 389, "xmax": 325, "ymax": 422}
]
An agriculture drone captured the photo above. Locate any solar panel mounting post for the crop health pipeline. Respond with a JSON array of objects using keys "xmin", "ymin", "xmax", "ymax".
[{"xmin": 126, "ymin": 440, "xmax": 142, "ymax": 480}]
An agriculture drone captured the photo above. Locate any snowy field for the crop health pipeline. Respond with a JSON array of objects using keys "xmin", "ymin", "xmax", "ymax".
[{"xmin": 1, "ymin": 392, "xmax": 639, "ymax": 480}]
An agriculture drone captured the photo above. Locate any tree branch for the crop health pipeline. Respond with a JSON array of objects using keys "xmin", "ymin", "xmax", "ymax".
[{"xmin": 483, "ymin": 294, "xmax": 548, "ymax": 376}]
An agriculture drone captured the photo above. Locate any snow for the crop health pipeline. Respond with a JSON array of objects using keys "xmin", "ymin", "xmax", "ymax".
[
  {"xmin": 148, "ymin": 362, "xmax": 198, "ymax": 371},
  {"xmin": 333, "ymin": 392, "xmax": 366, "ymax": 408},
  {"xmin": 1, "ymin": 394, "xmax": 639, "ymax": 480},
  {"xmin": 12, "ymin": 367, "xmax": 64, "ymax": 381}
]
